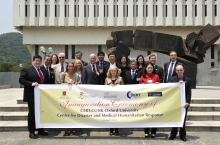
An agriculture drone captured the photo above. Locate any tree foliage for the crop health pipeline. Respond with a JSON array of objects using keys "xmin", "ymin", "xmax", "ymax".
[{"xmin": 0, "ymin": 32, "xmax": 31, "ymax": 71}]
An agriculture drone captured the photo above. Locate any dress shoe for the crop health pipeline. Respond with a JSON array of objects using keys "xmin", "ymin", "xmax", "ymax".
[
  {"xmin": 151, "ymin": 134, "xmax": 155, "ymax": 138},
  {"xmin": 38, "ymin": 130, "xmax": 48, "ymax": 136},
  {"xmin": 29, "ymin": 133, "xmax": 38, "ymax": 139},
  {"xmin": 109, "ymin": 132, "xmax": 113, "ymax": 136},
  {"xmin": 145, "ymin": 134, "xmax": 149, "ymax": 138},
  {"xmin": 169, "ymin": 135, "xmax": 176, "ymax": 140},
  {"xmin": 180, "ymin": 137, "xmax": 186, "ymax": 141}
]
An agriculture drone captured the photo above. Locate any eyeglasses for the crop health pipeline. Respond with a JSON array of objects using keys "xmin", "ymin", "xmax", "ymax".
[
  {"xmin": 176, "ymin": 70, "xmax": 183, "ymax": 71},
  {"xmin": 59, "ymin": 57, "xmax": 65, "ymax": 59}
]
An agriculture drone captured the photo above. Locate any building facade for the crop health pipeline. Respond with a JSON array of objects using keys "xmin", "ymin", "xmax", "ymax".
[{"xmin": 13, "ymin": 0, "xmax": 220, "ymax": 86}]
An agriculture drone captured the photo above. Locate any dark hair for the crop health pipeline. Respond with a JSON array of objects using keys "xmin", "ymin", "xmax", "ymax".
[
  {"xmin": 33, "ymin": 55, "xmax": 42, "ymax": 61},
  {"xmin": 149, "ymin": 54, "xmax": 156, "ymax": 60},
  {"xmin": 51, "ymin": 54, "xmax": 59, "ymax": 64},
  {"xmin": 120, "ymin": 55, "xmax": 129, "ymax": 66},
  {"xmin": 97, "ymin": 51, "xmax": 105, "ymax": 56},
  {"xmin": 44, "ymin": 55, "xmax": 51, "ymax": 60},
  {"xmin": 169, "ymin": 51, "xmax": 177, "ymax": 55},
  {"xmin": 75, "ymin": 51, "xmax": 83, "ymax": 56},
  {"xmin": 136, "ymin": 55, "xmax": 145, "ymax": 67},
  {"xmin": 66, "ymin": 62, "xmax": 74, "ymax": 72},
  {"xmin": 108, "ymin": 52, "xmax": 116, "ymax": 58},
  {"xmin": 142, "ymin": 61, "xmax": 156, "ymax": 78}
]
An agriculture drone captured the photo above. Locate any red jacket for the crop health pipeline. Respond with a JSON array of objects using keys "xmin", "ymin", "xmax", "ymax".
[{"xmin": 139, "ymin": 73, "xmax": 160, "ymax": 84}]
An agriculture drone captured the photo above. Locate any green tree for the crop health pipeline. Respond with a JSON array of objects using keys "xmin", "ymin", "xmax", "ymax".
[{"xmin": 0, "ymin": 63, "xmax": 13, "ymax": 72}]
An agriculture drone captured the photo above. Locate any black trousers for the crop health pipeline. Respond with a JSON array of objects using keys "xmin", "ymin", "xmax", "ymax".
[
  {"xmin": 144, "ymin": 128, "xmax": 157, "ymax": 134},
  {"xmin": 170, "ymin": 108, "xmax": 188, "ymax": 138},
  {"xmin": 110, "ymin": 128, "xmax": 118, "ymax": 133},
  {"xmin": 27, "ymin": 102, "xmax": 42, "ymax": 133}
]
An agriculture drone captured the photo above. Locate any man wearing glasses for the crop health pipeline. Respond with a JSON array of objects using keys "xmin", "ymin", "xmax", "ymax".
[{"xmin": 54, "ymin": 52, "xmax": 67, "ymax": 84}]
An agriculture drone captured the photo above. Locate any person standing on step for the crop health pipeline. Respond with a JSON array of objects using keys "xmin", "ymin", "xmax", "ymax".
[
  {"xmin": 169, "ymin": 65, "xmax": 191, "ymax": 142},
  {"xmin": 19, "ymin": 55, "xmax": 49, "ymax": 139}
]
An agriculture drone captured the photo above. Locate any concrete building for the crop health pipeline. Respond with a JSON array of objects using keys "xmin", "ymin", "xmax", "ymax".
[{"xmin": 13, "ymin": 0, "xmax": 220, "ymax": 86}]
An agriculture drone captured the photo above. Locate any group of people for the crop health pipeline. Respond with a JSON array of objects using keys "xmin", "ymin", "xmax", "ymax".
[{"xmin": 19, "ymin": 50, "xmax": 191, "ymax": 142}]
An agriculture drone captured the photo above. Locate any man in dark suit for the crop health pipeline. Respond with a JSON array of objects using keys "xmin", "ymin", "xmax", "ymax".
[
  {"xmin": 169, "ymin": 65, "xmax": 191, "ymax": 142},
  {"xmin": 19, "ymin": 55, "xmax": 49, "ymax": 139},
  {"xmin": 75, "ymin": 51, "xmax": 88, "ymax": 66},
  {"xmin": 40, "ymin": 55, "xmax": 55, "ymax": 84},
  {"xmin": 81, "ymin": 53, "xmax": 103, "ymax": 84},
  {"xmin": 103, "ymin": 52, "xmax": 121, "ymax": 80},
  {"xmin": 164, "ymin": 51, "xmax": 183, "ymax": 83},
  {"xmin": 123, "ymin": 60, "xmax": 139, "ymax": 84},
  {"xmin": 96, "ymin": 51, "xmax": 109, "ymax": 69},
  {"xmin": 149, "ymin": 54, "xmax": 164, "ymax": 83}
]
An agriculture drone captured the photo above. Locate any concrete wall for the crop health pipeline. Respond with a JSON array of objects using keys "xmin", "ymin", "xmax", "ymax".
[{"xmin": 0, "ymin": 72, "xmax": 21, "ymax": 88}]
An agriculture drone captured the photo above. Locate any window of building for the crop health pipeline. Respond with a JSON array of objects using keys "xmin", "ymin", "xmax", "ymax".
[
  {"xmin": 35, "ymin": 5, "xmax": 38, "ymax": 17},
  {"xmin": 146, "ymin": 5, "xmax": 148, "ymax": 17},
  {"xmin": 136, "ymin": 5, "xmax": 138, "ymax": 17},
  {"xmin": 65, "ymin": 5, "xmax": 67, "ymax": 17},
  {"xmin": 185, "ymin": 5, "xmax": 187, "ymax": 16},
  {"xmin": 211, "ymin": 62, "xmax": 215, "ymax": 68},
  {"xmin": 156, "ymin": 5, "xmax": 157, "ymax": 17},
  {"xmin": 55, "ymin": 5, "xmax": 57, "ymax": 17},
  {"xmin": 211, "ymin": 45, "xmax": 214, "ymax": 59},
  {"xmin": 195, "ymin": 5, "xmax": 197, "ymax": 16},
  {"xmin": 175, "ymin": 5, "xmax": 177, "ymax": 17},
  {"xmin": 165, "ymin": 5, "xmax": 167, "ymax": 17},
  {"xmin": 65, "ymin": 45, "xmax": 68, "ymax": 59},
  {"xmin": 98, "ymin": 45, "xmax": 102, "ymax": 52},
  {"xmin": 72, "ymin": 45, "xmax": 75, "ymax": 59},
  {"xmin": 35, "ymin": 45, "xmax": 39, "ymax": 55},
  {"xmin": 45, "ymin": 5, "xmax": 47, "ymax": 17},
  {"xmin": 74, "ymin": 5, "xmax": 77, "ymax": 17},
  {"xmin": 25, "ymin": 5, "xmax": 28, "ymax": 17},
  {"xmin": 204, "ymin": 5, "xmax": 207, "ymax": 16},
  {"xmin": 214, "ymin": 5, "xmax": 217, "ymax": 16}
]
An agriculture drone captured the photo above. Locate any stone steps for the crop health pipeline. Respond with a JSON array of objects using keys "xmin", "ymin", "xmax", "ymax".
[
  {"xmin": 0, "ymin": 121, "xmax": 219, "ymax": 132},
  {"xmin": 0, "ymin": 85, "xmax": 11, "ymax": 89}
]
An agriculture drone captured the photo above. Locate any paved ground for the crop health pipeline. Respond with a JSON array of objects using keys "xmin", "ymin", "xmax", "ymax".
[{"xmin": 0, "ymin": 131, "xmax": 219, "ymax": 145}]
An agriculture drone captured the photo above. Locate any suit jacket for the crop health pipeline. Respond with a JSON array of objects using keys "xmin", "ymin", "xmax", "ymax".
[
  {"xmin": 164, "ymin": 61, "xmax": 183, "ymax": 83},
  {"xmin": 123, "ymin": 69, "xmax": 139, "ymax": 85},
  {"xmin": 154, "ymin": 65, "xmax": 164, "ymax": 83},
  {"xmin": 81, "ymin": 60, "xmax": 88, "ymax": 66},
  {"xmin": 96, "ymin": 60, "xmax": 110, "ymax": 69},
  {"xmin": 81, "ymin": 64, "xmax": 104, "ymax": 85},
  {"xmin": 103, "ymin": 62, "xmax": 122, "ymax": 80},
  {"xmin": 53, "ymin": 63, "xmax": 67, "ymax": 84},
  {"xmin": 19, "ymin": 65, "xmax": 49, "ymax": 102},
  {"xmin": 171, "ymin": 75, "xmax": 191, "ymax": 104},
  {"xmin": 40, "ymin": 65, "xmax": 55, "ymax": 84},
  {"xmin": 104, "ymin": 77, "xmax": 124, "ymax": 85}
]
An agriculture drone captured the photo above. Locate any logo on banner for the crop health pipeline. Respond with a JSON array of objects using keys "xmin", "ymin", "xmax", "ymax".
[
  {"xmin": 59, "ymin": 91, "xmax": 71, "ymax": 99},
  {"xmin": 104, "ymin": 92, "xmax": 119, "ymax": 98},
  {"xmin": 78, "ymin": 92, "xmax": 97, "ymax": 99},
  {"xmin": 127, "ymin": 91, "xmax": 141, "ymax": 99}
]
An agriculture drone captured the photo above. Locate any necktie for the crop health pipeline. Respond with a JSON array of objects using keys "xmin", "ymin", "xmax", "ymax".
[
  {"xmin": 37, "ymin": 68, "xmax": 44, "ymax": 84},
  {"xmin": 178, "ymin": 76, "xmax": 183, "ymax": 81},
  {"xmin": 100, "ymin": 62, "xmax": 103, "ymax": 69},
  {"xmin": 61, "ymin": 63, "xmax": 64, "ymax": 72},
  {"xmin": 167, "ymin": 62, "xmax": 174, "ymax": 82},
  {"xmin": 92, "ymin": 64, "xmax": 96, "ymax": 75},
  {"xmin": 132, "ymin": 70, "xmax": 135, "ymax": 80},
  {"xmin": 46, "ymin": 67, "xmax": 50, "ymax": 77}
]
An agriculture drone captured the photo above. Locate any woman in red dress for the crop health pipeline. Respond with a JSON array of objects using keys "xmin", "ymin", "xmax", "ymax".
[{"xmin": 139, "ymin": 61, "xmax": 160, "ymax": 138}]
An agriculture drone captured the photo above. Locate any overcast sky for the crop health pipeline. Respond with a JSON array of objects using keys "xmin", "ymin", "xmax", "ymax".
[{"xmin": 0, "ymin": 0, "xmax": 18, "ymax": 35}]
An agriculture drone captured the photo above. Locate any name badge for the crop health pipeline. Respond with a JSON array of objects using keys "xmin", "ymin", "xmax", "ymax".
[
  {"xmin": 136, "ymin": 78, "xmax": 140, "ymax": 81},
  {"xmin": 148, "ymin": 80, "xmax": 152, "ymax": 83}
]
